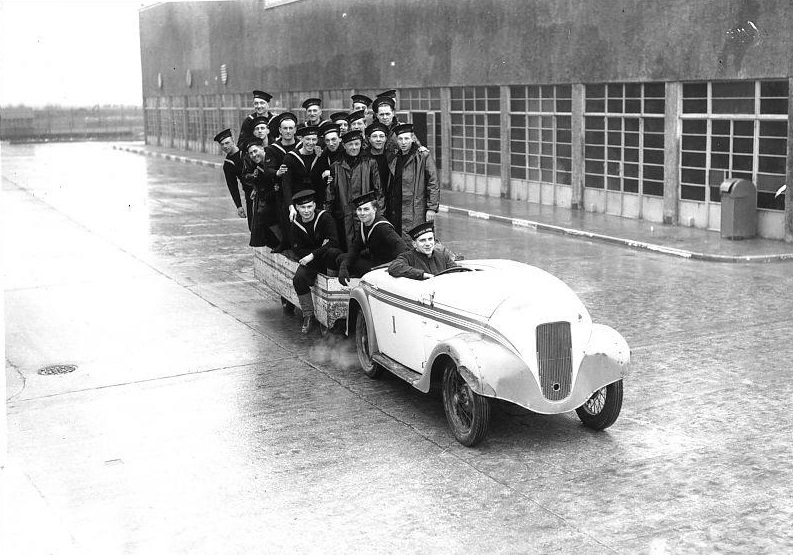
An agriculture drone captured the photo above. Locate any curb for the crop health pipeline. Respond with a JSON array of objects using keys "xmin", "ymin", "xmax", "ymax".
[
  {"xmin": 439, "ymin": 206, "xmax": 793, "ymax": 263},
  {"xmin": 114, "ymin": 145, "xmax": 793, "ymax": 264}
]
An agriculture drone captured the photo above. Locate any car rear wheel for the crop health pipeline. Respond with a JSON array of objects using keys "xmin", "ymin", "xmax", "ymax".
[
  {"xmin": 576, "ymin": 380, "xmax": 623, "ymax": 430},
  {"xmin": 355, "ymin": 314, "xmax": 382, "ymax": 379},
  {"xmin": 442, "ymin": 362, "xmax": 490, "ymax": 446}
]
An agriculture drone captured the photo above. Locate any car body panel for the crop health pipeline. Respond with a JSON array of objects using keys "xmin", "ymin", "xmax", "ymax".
[{"xmin": 349, "ymin": 259, "xmax": 630, "ymax": 414}]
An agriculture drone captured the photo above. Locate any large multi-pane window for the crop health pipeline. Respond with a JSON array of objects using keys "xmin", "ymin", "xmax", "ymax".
[
  {"xmin": 681, "ymin": 80, "xmax": 788, "ymax": 209},
  {"xmin": 171, "ymin": 96, "xmax": 186, "ymax": 142},
  {"xmin": 220, "ymin": 94, "xmax": 240, "ymax": 132},
  {"xmin": 201, "ymin": 95, "xmax": 221, "ymax": 150},
  {"xmin": 450, "ymin": 86, "xmax": 500, "ymax": 176},
  {"xmin": 509, "ymin": 85, "xmax": 572, "ymax": 185},
  {"xmin": 400, "ymin": 88, "xmax": 441, "ymax": 112},
  {"xmin": 400, "ymin": 88, "xmax": 442, "ymax": 165},
  {"xmin": 186, "ymin": 96, "xmax": 202, "ymax": 147},
  {"xmin": 584, "ymin": 83, "xmax": 665, "ymax": 196},
  {"xmin": 144, "ymin": 97, "xmax": 160, "ymax": 139},
  {"xmin": 159, "ymin": 97, "xmax": 173, "ymax": 145}
]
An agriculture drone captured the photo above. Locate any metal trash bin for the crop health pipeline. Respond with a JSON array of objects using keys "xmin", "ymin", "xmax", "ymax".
[{"xmin": 720, "ymin": 178, "xmax": 757, "ymax": 240}]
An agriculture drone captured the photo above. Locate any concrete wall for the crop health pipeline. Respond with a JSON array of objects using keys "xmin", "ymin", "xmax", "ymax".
[{"xmin": 140, "ymin": 0, "xmax": 793, "ymax": 98}]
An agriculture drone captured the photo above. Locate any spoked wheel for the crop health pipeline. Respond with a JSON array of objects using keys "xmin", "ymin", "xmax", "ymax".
[
  {"xmin": 442, "ymin": 362, "xmax": 490, "ymax": 446},
  {"xmin": 280, "ymin": 296, "xmax": 293, "ymax": 315},
  {"xmin": 355, "ymin": 314, "xmax": 382, "ymax": 379},
  {"xmin": 576, "ymin": 380, "xmax": 623, "ymax": 430}
]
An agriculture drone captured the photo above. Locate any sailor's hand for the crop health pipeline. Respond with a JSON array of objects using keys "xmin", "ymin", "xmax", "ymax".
[
  {"xmin": 426, "ymin": 209, "xmax": 436, "ymax": 222},
  {"xmin": 289, "ymin": 205, "xmax": 297, "ymax": 221},
  {"xmin": 277, "ymin": 164, "xmax": 288, "ymax": 177},
  {"xmin": 237, "ymin": 206, "xmax": 246, "ymax": 218},
  {"xmin": 299, "ymin": 253, "xmax": 314, "ymax": 266},
  {"xmin": 338, "ymin": 265, "xmax": 350, "ymax": 286}
]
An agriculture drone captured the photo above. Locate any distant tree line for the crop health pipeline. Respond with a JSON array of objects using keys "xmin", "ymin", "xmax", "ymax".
[{"xmin": 0, "ymin": 105, "xmax": 144, "ymax": 142}]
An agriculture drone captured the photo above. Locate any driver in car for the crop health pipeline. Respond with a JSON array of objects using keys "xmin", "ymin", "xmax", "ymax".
[{"xmin": 388, "ymin": 221, "xmax": 457, "ymax": 280}]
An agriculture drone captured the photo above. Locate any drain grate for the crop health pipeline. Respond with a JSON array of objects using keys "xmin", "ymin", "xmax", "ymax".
[{"xmin": 38, "ymin": 364, "xmax": 78, "ymax": 375}]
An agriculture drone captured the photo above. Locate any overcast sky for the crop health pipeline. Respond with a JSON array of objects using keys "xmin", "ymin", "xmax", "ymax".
[{"xmin": 0, "ymin": 0, "xmax": 164, "ymax": 107}]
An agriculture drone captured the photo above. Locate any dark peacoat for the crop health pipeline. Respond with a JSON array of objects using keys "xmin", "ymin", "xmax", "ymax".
[
  {"xmin": 386, "ymin": 146, "xmax": 440, "ymax": 236},
  {"xmin": 327, "ymin": 154, "xmax": 384, "ymax": 250}
]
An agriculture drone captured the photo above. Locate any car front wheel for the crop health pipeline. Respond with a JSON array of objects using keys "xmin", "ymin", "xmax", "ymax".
[
  {"xmin": 575, "ymin": 380, "xmax": 623, "ymax": 430},
  {"xmin": 355, "ymin": 314, "xmax": 382, "ymax": 379},
  {"xmin": 442, "ymin": 362, "xmax": 490, "ymax": 446}
]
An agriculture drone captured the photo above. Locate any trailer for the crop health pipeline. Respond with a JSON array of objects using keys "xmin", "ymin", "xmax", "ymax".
[{"xmin": 253, "ymin": 246, "xmax": 358, "ymax": 333}]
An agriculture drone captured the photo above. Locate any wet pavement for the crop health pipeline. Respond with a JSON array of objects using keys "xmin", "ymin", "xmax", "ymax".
[{"xmin": 3, "ymin": 141, "xmax": 793, "ymax": 554}]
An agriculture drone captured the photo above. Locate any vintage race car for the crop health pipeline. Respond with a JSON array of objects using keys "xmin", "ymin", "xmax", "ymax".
[{"xmin": 347, "ymin": 259, "xmax": 630, "ymax": 446}]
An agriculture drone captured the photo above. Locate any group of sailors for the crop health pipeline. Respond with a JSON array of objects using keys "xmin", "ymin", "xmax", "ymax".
[{"xmin": 213, "ymin": 89, "xmax": 455, "ymax": 334}]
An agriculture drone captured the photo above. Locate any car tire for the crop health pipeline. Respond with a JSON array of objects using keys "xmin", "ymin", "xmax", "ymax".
[
  {"xmin": 355, "ymin": 314, "xmax": 382, "ymax": 379},
  {"xmin": 442, "ymin": 362, "xmax": 490, "ymax": 446},
  {"xmin": 575, "ymin": 380, "xmax": 623, "ymax": 430}
]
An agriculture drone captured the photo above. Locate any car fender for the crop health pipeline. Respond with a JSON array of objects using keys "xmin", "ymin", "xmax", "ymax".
[
  {"xmin": 347, "ymin": 287, "xmax": 379, "ymax": 355},
  {"xmin": 582, "ymin": 323, "xmax": 631, "ymax": 379},
  {"xmin": 419, "ymin": 333, "xmax": 527, "ymax": 396},
  {"xmin": 421, "ymin": 327, "xmax": 630, "ymax": 414}
]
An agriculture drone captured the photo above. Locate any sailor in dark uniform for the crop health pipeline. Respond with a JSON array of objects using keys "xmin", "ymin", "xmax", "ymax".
[
  {"xmin": 372, "ymin": 92, "xmax": 405, "ymax": 153},
  {"xmin": 262, "ymin": 112, "xmax": 300, "ymax": 252},
  {"xmin": 329, "ymin": 111, "xmax": 349, "ymax": 135},
  {"xmin": 318, "ymin": 122, "xmax": 344, "ymax": 169},
  {"xmin": 365, "ymin": 122, "xmax": 392, "ymax": 221},
  {"xmin": 240, "ymin": 115, "xmax": 272, "ymax": 189},
  {"xmin": 373, "ymin": 90, "xmax": 398, "ymax": 127},
  {"xmin": 245, "ymin": 137, "xmax": 281, "ymax": 248},
  {"xmin": 326, "ymin": 130, "xmax": 384, "ymax": 252},
  {"xmin": 214, "ymin": 128, "xmax": 251, "ymax": 229},
  {"xmin": 289, "ymin": 190, "xmax": 343, "ymax": 334},
  {"xmin": 249, "ymin": 115, "xmax": 271, "ymax": 145},
  {"xmin": 337, "ymin": 191, "xmax": 407, "ymax": 286},
  {"xmin": 388, "ymin": 221, "xmax": 457, "ymax": 280},
  {"xmin": 346, "ymin": 109, "xmax": 369, "ymax": 154},
  {"xmin": 238, "ymin": 90, "xmax": 274, "ymax": 149},
  {"xmin": 351, "ymin": 93, "xmax": 373, "ymax": 125},
  {"xmin": 283, "ymin": 126, "xmax": 327, "ymax": 207},
  {"xmin": 346, "ymin": 109, "xmax": 367, "ymax": 135},
  {"xmin": 298, "ymin": 97, "xmax": 323, "ymax": 129},
  {"xmin": 351, "ymin": 93, "xmax": 372, "ymax": 113},
  {"xmin": 245, "ymin": 138, "xmax": 282, "ymax": 248}
]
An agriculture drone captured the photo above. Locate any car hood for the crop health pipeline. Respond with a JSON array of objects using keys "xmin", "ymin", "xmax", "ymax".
[
  {"xmin": 430, "ymin": 260, "xmax": 592, "ymax": 364},
  {"xmin": 429, "ymin": 259, "xmax": 587, "ymax": 319}
]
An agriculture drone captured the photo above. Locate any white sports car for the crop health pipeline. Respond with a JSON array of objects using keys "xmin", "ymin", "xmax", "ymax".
[{"xmin": 347, "ymin": 259, "xmax": 631, "ymax": 446}]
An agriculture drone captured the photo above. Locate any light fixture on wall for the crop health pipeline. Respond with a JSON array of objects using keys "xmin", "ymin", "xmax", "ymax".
[
  {"xmin": 157, "ymin": 72, "xmax": 163, "ymax": 89},
  {"xmin": 186, "ymin": 69, "xmax": 193, "ymax": 87},
  {"xmin": 220, "ymin": 64, "xmax": 228, "ymax": 85}
]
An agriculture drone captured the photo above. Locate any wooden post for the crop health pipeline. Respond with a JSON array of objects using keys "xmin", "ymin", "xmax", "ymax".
[
  {"xmin": 663, "ymin": 82, "xmax": 682, "ymax": 225},
  {"xmin": 570, "ymin": 83, "xmax": 585, "ymax": 210}
]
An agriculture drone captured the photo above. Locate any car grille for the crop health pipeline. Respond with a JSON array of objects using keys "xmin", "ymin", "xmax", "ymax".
[{"xmin": 536, "ymin": 321, "xmax": 573, "ymax": 401}]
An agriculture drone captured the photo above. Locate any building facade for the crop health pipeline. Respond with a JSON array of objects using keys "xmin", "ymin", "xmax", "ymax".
[{"xmin": 139, "ymin": 0, "xmax": 793, "ymax": 240}]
